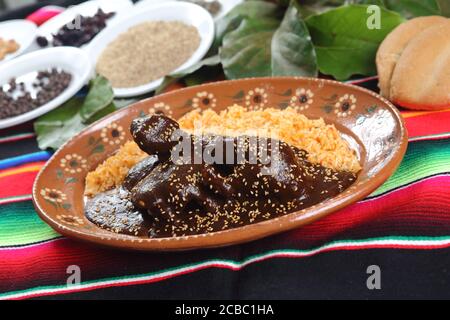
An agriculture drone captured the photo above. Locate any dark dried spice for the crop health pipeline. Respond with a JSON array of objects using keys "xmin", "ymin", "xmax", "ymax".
[
  {"xmin": 0, "ymin": 68, "xmax": 72, "ymax": 120},
  {"xmin": 37, "ymin": 9, "xmax": 116, "ymax": 48}
]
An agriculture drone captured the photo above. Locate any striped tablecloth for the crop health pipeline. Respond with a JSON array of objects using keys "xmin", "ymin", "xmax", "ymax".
[{"xmin": 0, "ymin": 78, "xmax": 450, "ymax": 300}]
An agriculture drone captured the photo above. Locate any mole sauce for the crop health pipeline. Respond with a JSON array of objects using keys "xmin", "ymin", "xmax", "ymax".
[{"xmin": 85, "ymin": 115, "xmax": 358, "ymax": 238}]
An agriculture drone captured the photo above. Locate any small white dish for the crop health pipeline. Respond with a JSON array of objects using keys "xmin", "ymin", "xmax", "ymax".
[
  {"xmin": 0, "ymin": 47, "xmax": 92, "ymax": 129},
  {"xmin": 86, "ymin": 1, "xmax": 215, "ymax": 98},
  {"xmin": 37, "ymin": 0, "xmax": 133, "ymax": 48},
  {"xmin": 0, "ymin": 20, "xmax": 38, "ymax": 64},
  {"xmin": 135, "ymin": 0, "xmax": 244, "ymax": 20}
]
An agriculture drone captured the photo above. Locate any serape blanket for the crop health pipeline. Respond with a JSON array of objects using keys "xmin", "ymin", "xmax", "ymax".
[{"xmin": 0, "ymin": 77, "xmax": 449, "ymax": 300}]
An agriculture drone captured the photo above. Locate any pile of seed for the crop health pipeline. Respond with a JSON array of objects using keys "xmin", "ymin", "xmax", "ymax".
[
  {"xmin": 0, "ymin": 68, "xmax": 72, "ymax": 120},
  {"xmin": 36, "ymin": 9, "xmax": 115, "ymax": 48},
  {"xmin": 96, "ymin": 21, "xmax": 201, "ymax": 88}
]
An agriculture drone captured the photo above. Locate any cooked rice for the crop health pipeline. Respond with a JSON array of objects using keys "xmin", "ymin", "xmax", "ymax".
[
  {"xmin": 85, "ymin": 141, "xmax": 147, "ymax": 196},
  {"xmin": 179, "ymin": 105, "xmax": 361, "ymax": 173},
  {"xmin": 85, "ymin": 105, "xmax": 361, "ymax": 196}
]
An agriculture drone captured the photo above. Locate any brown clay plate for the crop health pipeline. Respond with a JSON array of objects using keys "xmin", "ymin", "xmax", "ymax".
[{"xmin": 32, "ymin": 77, "xmax": 408, "ymax": 251}]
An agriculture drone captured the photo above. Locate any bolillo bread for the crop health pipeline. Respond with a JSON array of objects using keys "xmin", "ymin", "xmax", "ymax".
[
  {"xmin": 376, "ymin": 16, "xmax": 447, "ymax": 99},
  {"xmin": 389, "ymin": 20, "xmax": 450, "ymax": 110}
]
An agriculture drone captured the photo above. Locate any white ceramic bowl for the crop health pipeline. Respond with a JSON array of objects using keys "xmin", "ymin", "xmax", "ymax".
[
  {"xmin": 0, "ymin": 20, "xmax": 38, "ymax": 64},
  {"xmin": 0, "ymin": 47, "xmax": 92, "ymax": 129},
  {"xmin": 37, "ymin": 0, "xmax": 134, "ymax": 48},
  {"xmin": 86, "ymin": 1, "xmax": 215, "ymax": 98}
]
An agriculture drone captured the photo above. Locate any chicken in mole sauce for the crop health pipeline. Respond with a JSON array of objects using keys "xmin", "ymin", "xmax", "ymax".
[{"xmin": 85, "ymin": 115, "xmax": 357, "ymax": 237}]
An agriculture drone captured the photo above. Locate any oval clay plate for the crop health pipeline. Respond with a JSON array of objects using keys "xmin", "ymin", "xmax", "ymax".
[{"xmin": 33, "ymin": 78, "xmax": 408, "ymax": 251}]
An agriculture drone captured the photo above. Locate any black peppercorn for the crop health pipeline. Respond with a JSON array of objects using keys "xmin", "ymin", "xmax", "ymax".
[{"xmin": 0, "ymin": 68, "xmax": 72, "ymax": 120}]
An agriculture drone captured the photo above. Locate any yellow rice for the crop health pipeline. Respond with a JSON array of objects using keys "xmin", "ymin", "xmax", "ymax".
[{"xmin": 85, "ymin": 141, "xmax": 147, "ymax": 196}]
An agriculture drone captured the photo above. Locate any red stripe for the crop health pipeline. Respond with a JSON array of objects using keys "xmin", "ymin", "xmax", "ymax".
[
  {"xmin": 287, "ymin": 175, "xmax": 450, "ymax": 241},
  {"xmin": 0, "ymin": 170, "xmax": 40, "ymax": 198},
  {"xmin": 1, "ymin": 176, "xmax": 449, "ymax": 294},
  {"xmin": 403, "ymin": 111, "xmax": 450, "ymax": 138},
  {"xmin": 9, "ymin": 240, "xmax": 450, "ymax": 300},
  {"xmin": 0, "ymin": 240, "xmax": 121, "ymax": 293}
]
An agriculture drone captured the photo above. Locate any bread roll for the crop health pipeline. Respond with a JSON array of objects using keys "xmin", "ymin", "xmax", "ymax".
[
  {"xmin": 389, "ymin": 20, "xmax": 450, "ymax": 110},
  {"xmin": 376, "ymin": 16, "xmax": 447, "ymax": 99}
]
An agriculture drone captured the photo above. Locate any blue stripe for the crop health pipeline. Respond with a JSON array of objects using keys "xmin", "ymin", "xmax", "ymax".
[{"xmin": 0, "ymin": 151, "xmax": 52, "ymax": 170}]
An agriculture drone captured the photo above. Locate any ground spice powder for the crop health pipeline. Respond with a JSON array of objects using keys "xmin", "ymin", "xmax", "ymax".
[{"xmin": 96, "ymin": 21, "xmax": 201, "ymax": 88}]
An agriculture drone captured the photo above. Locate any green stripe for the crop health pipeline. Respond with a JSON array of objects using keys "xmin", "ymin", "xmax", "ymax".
[
  {"xmin": 372, "ymin": 139, "xmax": 450, "ymax": 196},
  {"xmin": 0, "ymin": 201, "xmax": 59, "ymax": 247},
  {"xmin": 0, "ymin": 139, "xmax": 449, "ymax": 247},
  {"xmin": 1, "ymin": 235, "xmax": 450, "ymax": 299}
]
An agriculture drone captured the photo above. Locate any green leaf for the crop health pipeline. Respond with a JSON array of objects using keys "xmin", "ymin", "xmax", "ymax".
[
  {"xmin": 220, "ymin": 18, "xmax": 280, "ymax": 79},
  {"xmin": 220, "ymin": 1, "xmax": 318, "ymax": 79},
  {"xmin": 296, "ymin": 0, "xmax": 347, "ymax": 18},
  {"xmin": 272, "ymin": 2, "xmax": 318, "ymax": 77},
  {"xmin": 354, "ymin": 0, "xmax": 386, "ymax": 6},
  {"xmin": 35, "ymin": 99, "xmax": 86, "ymax": 150},
  {"xmin": 80, "ymin": 76, "xmax": 114, "ymax": 122},
  {"xmin": 306, "ymin": 4, "xmax": 404, "ymax": 80},
  {"xmin": 384, "ymin": 0, "xmax": 441, "ymax": 18},
  {"xmin": 214, "ymin": 1, "xmax": 281, "ymax": 48},
  {"xmin": 88, "ymin": 102, "xmax": 116, "ymax": 123},
  {"xmin": 437, "ymin": 0, "xmax": 450, "ymax": 16},
  {"xmin": 35, "ymin": 76, "xmax": 117, "ymax": 151},
  {"xmin": 35, "ymin": 112, "xmax": 86, "ymax": 150},
  {"xmin": 343, "ymin": 0, "xmax": 444, "ymax": 18}
]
